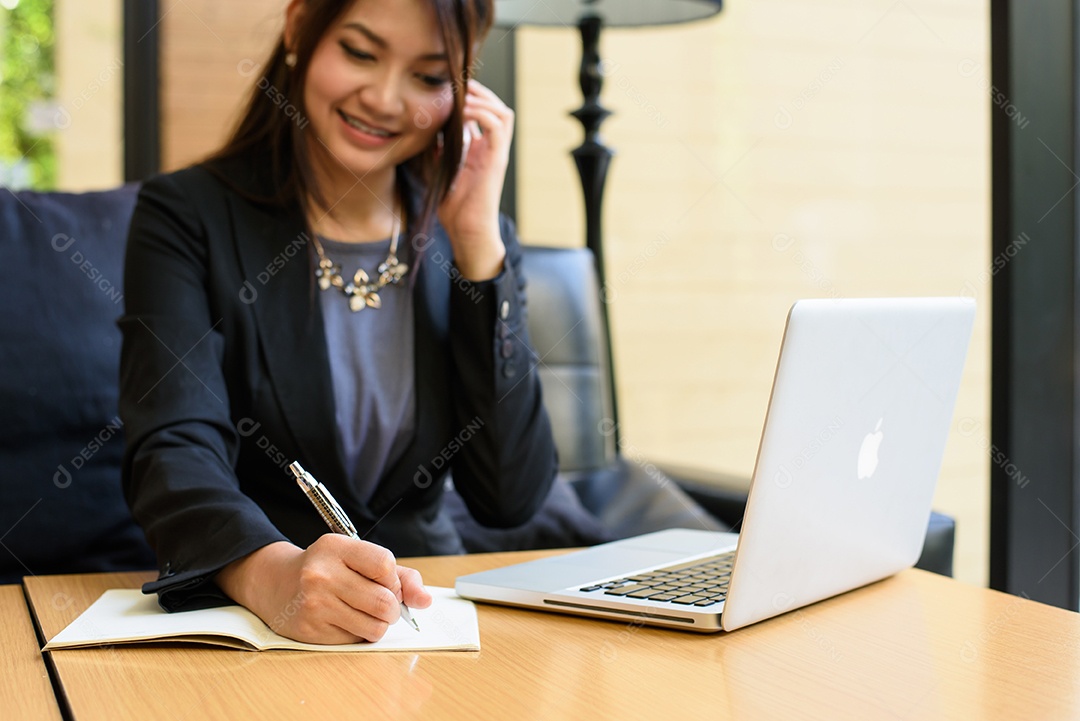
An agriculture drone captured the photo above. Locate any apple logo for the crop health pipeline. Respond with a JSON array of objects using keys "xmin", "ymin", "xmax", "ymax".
[{"xmin": 857, "ymin": 418, "xmax": 884, "ymax": 480}]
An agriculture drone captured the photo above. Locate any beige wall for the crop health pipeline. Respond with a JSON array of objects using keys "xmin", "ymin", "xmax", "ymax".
[
  {"xmin": 54, "ymin": 0, "xmax": 124, "ymax": 190},
  {"xmin": 514, "ymin": 0, "xmax": 990, "ymax": 585}
]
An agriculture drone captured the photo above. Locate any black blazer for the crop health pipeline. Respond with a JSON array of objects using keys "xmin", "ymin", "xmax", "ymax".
[{"xmin": 119, "ymin": 159, "xmax": 556, "ymax": 611}]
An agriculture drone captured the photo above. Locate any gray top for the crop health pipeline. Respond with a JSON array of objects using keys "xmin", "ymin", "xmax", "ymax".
[{"xmin": 318, "ymin": 236, "xmax": 415, "ymax": 504}]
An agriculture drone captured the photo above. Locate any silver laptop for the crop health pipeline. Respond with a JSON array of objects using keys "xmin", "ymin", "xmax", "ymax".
[{"xmin": 456, "ymin": 297, "xmax": 976, "ymax": 632}]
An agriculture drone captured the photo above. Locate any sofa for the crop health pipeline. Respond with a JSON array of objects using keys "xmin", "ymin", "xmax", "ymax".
[
  {"xmin": 0, "ymin": 184, "xmax": 955, "ymax": 583},
  {"xmin": 0, "ymin": 186, "xmax": 155, "ymax": 580}
]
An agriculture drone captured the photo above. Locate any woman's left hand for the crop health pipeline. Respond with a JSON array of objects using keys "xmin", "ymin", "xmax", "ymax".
[{"xmin": 436, "ymin": 80, "xmax": 512, "ymax": 281}]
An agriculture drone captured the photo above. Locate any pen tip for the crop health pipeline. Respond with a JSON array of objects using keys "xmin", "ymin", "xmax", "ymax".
[{"xmin": 400, "ymin": 603, "xmax": 420, "ymax": 632}]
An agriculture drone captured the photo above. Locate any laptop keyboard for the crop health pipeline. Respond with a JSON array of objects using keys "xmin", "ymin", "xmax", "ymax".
[{"xmin": 578, "ymin": 551, "xmax": 735, "ymax": 608}]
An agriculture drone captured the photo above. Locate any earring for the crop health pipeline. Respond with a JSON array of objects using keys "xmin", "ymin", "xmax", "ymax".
[
  {"xmin": 436, "ymin": 131, "xmax": 444, "ymax": 152},
  {"xmin": 285, "ymin": 52, "xmax": 297, "ymax": 68}
]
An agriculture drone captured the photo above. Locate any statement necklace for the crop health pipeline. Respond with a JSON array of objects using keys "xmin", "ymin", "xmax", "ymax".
[{"xmin": 311, "ymin": 202, "xmax": 408, "ymax": 312}]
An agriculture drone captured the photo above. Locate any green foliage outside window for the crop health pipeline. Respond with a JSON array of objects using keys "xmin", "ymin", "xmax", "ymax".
[{"xmin": 0, "ymin": 0, "xmax": 55, "ymax": 189}]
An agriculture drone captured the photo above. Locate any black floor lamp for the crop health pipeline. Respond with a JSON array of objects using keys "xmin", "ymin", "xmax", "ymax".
[{"xmin": 494, "ymin": 1, "xmax": 724, "ymax": 441}]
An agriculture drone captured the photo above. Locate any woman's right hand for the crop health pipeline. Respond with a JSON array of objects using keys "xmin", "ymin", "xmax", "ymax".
[{"xmin": 216, "ymin": 536, "xmax": 433, "ymax": 644}]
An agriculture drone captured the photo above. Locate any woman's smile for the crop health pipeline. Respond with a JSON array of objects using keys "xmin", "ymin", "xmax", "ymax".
[{"xmin": 337, "ymin": 109, "xmax": 399, "ymax": 147}]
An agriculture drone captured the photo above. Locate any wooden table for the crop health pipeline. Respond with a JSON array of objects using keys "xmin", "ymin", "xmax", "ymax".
[
  {"xmin": 23, "ymin": 551, "xmax": 1080, "ymax": 720},
  {"xmin": 1, "ymin": 584, "xmax": 63, "ymax": 720}
]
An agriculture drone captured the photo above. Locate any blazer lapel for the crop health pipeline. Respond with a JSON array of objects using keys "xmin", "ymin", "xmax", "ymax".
[{"xmin": 230, "ymin": 197, "xmax": 346, "ymax": 492}]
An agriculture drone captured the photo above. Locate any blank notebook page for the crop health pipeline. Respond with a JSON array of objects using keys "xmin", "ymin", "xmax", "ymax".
[{"xmin": 44, "ymin": 586, "xmax": 479, "ymax": 652}]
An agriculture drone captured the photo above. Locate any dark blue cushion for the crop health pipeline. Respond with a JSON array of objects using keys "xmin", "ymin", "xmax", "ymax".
[{"xmin": 0, "ymin": 186, "xmax": 154, "ymax": 582}]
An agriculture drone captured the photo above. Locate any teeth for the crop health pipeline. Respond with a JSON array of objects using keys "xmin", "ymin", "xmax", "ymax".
[{"xmin": 342, "ymin": 112, "xmax": 392, "ymax": 137}]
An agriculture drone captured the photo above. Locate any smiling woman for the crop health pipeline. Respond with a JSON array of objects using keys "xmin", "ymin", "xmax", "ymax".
[
  {"xmin": 209, "ymin": 0, "xmax": 491, "ymax": 249},
  {"xmin": 118, "ymin": 0, "xmax": 563, "ymax": 647}
]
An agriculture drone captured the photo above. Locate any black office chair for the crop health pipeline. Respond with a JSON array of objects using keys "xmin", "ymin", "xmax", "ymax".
[
  {"xmin": 446, "ymin": 245, "xmax": 723, "ymax": 552},
  {"xmin": 448, "ymin": 245, "xmax": 956, "ymax": 577}
]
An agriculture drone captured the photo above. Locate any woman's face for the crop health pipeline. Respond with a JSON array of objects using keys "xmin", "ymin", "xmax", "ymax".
[{"xmin": 298, "ymin": 0, "xmax": 455, "ymax": 187}]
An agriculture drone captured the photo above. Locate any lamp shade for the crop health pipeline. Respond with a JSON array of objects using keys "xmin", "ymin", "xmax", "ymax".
[{"xmin": 494, "ymin": 0, "xmax": 722, "ymax": 28}]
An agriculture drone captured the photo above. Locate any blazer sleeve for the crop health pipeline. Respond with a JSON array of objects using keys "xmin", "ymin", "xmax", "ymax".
[
  {"xmin": 119, "ymin": 173, "xmax": 288, "ymax": 611},
  {"xmin": 446, "ymin": 215, "xmax": 558, "ymax": 527}
]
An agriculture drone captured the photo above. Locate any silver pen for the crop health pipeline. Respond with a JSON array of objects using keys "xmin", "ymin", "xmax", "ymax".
[{"xmin": 289, "ymin": 461, "xmax": 420, "ymax": 632}]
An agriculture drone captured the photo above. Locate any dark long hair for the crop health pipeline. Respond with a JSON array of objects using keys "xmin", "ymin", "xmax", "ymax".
[{"xmin": 206, "ymin": 0, "xmax": 493, "ymax": 238}]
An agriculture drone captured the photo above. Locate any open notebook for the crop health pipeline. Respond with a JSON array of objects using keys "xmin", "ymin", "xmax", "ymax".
[{"xmin": 44, "ymin": 586, "xmax": 479, "ymax": 652}]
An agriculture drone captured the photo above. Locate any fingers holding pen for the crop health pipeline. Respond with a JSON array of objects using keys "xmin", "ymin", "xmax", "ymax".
[
  {"xmin": 340, "ymin": 537, "xmax": 402, "ymax": 598},
  {"xmin": 337, "ymin": 542, "xmax": 433, "ymax": 628},
  {"xmin": 222, "ymin": 535, "xmax": 431, "ymax": 644},
  {"xmin": 397, "ymin": 565, "xmax": 433, "ymax": 610},
  {"xmin": 287, "ymin": 535, "xmax": 404, "ymax": 642}
]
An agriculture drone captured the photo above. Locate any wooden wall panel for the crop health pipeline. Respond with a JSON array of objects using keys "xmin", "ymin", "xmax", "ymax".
[
  {"xmin": 160, "ymin": 0, "xmax": 286, "ymax": 170},
  {"xmin": 54, "ymin": 0, "xmax": 124, "ymax": 190}
]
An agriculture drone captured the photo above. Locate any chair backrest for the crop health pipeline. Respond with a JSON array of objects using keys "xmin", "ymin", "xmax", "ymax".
[
  {"xmin": 519, "ymin": 246, "xmax": 616, "ymax": 473},
  {"xmin": 0, "ymin": 186, "xmax": 155, "ymax": 582}
]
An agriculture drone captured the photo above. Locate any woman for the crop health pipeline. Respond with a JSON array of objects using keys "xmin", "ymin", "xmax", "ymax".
[{"xmin": 119, "ymin": 0, "xmax": 557, "ymax": 644}]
